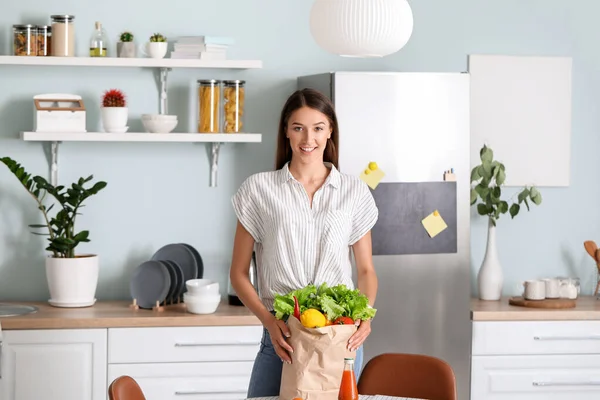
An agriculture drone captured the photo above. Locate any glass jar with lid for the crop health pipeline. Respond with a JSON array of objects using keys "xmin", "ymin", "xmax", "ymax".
[
  {"xmin": 13, "ymin": 24, "xmax": 37, "ymax": 56},
  {"xmin": 222, "ymin": 80, "xmax": 246, "ymax": 133},
  {"xmin": 51, "ymin": 15, "xmax": 75, "ymax": 57},
  {"xmin": 197, "ymin": 79, "xmax": 222, "ymax": 133},
  {"xmin": 36, "ymin": 25, "xmax": 52, "ymax": 56}
]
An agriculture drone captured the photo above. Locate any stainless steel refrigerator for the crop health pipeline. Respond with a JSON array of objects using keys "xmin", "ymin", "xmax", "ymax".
[{"xmin": 298, "ymin": 72, "xmax": 472, "ymax": 400}]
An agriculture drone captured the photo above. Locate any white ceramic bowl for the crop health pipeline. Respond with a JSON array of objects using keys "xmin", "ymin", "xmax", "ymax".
[
  {"xmin": 141, "ymin": 113, "xmax": 178, "ymax": 120},
  {"xmin": 186, "ymin": 279, "xmax": 219, "ymax": 295},
  {"xmin": 142, "ymin": 118, "xmax": 178, "ymax": 133},
  {"xmin": 184, "ymin": 293, "xmax": 221, "ymax": 314}
]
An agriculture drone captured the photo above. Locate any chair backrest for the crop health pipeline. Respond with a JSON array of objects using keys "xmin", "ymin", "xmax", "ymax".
[
  {"xmin": 358, "ymin": 353, "xmax": 457, "ymax": 400},
  {"xmin": 108, "ymin": 376, "xmax": 146, "ymax": 400}
]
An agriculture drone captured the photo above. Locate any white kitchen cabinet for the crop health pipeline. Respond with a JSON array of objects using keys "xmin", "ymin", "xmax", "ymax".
[
  {"xmin": 0, "ymin": 328, "xmax": 107, "ymax": 400},
  {"xmin": 471, "ymin": 321, "xmax": 600, "ymax": 399},
  {"xmin": 107, "ymin": 326, "xmax": 263, "ymax": 400}
]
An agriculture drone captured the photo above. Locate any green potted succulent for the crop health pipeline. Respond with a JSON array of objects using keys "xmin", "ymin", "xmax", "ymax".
[
  {"xmin": 470, "ymin": 144, "xmax": 542, "ymax": 301},
  {"xmin": 143, "ymin": 33, "xmax": 168, "ymax": 58},
  {"xmin": 0, "ymin": 157, "xmax": 107, "ymax": 308},
  {"xmin": 117, "ymin": 30, "xmax": 136, "ymax": 58}
]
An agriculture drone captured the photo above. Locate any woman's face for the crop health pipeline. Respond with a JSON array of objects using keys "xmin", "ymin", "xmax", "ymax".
[{"xmin": 286, "ymin": 106, "xmax": 331, "ymax": 165}]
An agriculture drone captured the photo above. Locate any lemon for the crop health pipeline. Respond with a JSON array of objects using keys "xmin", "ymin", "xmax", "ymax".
[
  {"xmin": 368, "ymin": 161, "xmax": 378, "ymax": 170},
  {"xmin": 300, "ymin": 309, "xmax": 327, "ymax": 328},
  {"xmin": 364, "ymin": 168, "xmax": 371, "ymax": 175}
]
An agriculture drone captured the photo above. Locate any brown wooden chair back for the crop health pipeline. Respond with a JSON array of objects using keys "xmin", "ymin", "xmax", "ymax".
[
  {"xmin": 108, "ymin": 376, "xmax": 146, "ymax": 400},
  {"xmin": 358, "ymin": 353, "xmax": 457, "ymax": 400}
]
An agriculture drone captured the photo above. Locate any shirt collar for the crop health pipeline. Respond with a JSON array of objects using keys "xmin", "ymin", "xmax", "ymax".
[{"xmin": 278, "ymin": 162, "xmax": 340, "ymax": 189}]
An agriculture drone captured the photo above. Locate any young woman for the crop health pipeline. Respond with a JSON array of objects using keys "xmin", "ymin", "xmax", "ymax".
[{"xmin": 230, "ymin": 88, "xmax": 379, "ymax": 397}]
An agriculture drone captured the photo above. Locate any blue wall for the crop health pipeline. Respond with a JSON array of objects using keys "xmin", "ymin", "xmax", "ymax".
[{"xmin": 0, "ymin": 0, "xmax": 595, "ymax": 301}]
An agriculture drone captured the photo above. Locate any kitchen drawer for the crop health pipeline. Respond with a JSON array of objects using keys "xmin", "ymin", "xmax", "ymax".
[
  {"xmin": 108, "ymin": 361, "xmax": 253, "ymax": 400},
  {"xmin": 472, "ymin": 321, "xmax": 600, "ymax": 356},
  {"xmin": 471, "ymin": 354, "xmax": 600, "ymax": 400},
  {"xmin": 108, "ymin": 326, "xmax": 262, "ymax": 364}
]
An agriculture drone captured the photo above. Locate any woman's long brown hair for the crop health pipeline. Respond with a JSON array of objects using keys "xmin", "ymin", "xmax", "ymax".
[{"xmin": 275, "ymin": 88, "xmax": 339, "ymax": 170}]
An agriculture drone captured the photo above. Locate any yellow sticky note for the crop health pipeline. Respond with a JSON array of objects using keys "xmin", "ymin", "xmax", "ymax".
[
  {"xmin": 422, "ymin": 210, "xmax": 448, "ymax": 238},
  {"xmin": 359, "ymin": 161, "xmax": 385, "ymax": 190}
]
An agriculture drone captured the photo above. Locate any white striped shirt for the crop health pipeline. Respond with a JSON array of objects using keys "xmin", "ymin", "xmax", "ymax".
[{"xmin": 231, "ymin": 162, "xmax": 378, "ymax": 310}]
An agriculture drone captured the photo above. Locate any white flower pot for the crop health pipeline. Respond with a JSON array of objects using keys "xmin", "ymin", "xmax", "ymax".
[
  {"xmin": 46, "ymin": 255, "xmax": 99, "ymax": 307},
  {"xmin": 101, "ymin": 107, "xmax": 128, "ymax": 133},
  {"xmin": 117, "ymin": 42, "xmax": 136, "ymax": 58},
  {"xmin": 477, "ymin": 218, "xmax": 504, "ymax": 300}
]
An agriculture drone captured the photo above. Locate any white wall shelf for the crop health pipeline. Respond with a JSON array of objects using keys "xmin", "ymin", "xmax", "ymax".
[
  {"xmin": 21, "ymin": 132, "xmax": 263, "ymax": 188},
  {"xmin": 0, "ymin": 54, "xmax": 265, "ymax": 188},
  {"xmin": 0, "ymin": 56, "xmax": 262, "ymax": 69}
]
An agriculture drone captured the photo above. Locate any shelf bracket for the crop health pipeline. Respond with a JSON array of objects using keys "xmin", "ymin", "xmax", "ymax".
[
  {"xmin": 43, "ymin": 141, "xmax": 60, "ymax": 186},
  {"xmin": 158, "ymin": 67, "xmax": 171, "ymax": 115},
  {"xmin": 209, "ymin": 142, "xmax": 221, "ymax": 187}
]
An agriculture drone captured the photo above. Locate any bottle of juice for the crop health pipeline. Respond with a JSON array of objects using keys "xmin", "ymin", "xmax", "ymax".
[{"xmin": 338, "ymin": 357, "xmax": 358, "ymax": 400}]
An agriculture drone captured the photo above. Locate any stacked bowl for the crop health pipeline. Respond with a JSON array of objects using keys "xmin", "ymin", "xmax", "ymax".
[
  {"xmin": 142, "ymin": 114, "xmax": 178, "ymax": 133},
  {"xmin": 184, "ymin": 279, "xmax": 221, "ymax": 314}
]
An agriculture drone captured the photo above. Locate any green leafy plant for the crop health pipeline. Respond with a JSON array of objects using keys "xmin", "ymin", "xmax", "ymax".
[
  {"xmin": 149, "ymin": 33, "xmax": 166, "ymax": 42},
  {"xmin": 0, "ymin": 157, "xmax": 107, "ymax": 258},
  {"xmin": 119, "ymin": 31, "xmax": 134, "ymax": 42},
  {"xmin": 470, "ymin": 145, "xmax": 542, "ymax": 225}
]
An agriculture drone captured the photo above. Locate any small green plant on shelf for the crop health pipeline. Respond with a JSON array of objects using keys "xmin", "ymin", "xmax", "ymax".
[
  {"xmin": 0, "ymin": 157, "xmax": 107, "ymax": 258},
  {"xmin": 149, "ymin": 33, "xmax": 167, "ymax": 42},
  {"xmin": 470, "ymin": 144, "xmax": 542, "ymax": 225},
  {"xmin": 119, "ymin": 31, "xmax": 134, "ymax": 42},
  {"xmin": 102, "ymin": 88, "xmax": 126, "ymax": 107}
]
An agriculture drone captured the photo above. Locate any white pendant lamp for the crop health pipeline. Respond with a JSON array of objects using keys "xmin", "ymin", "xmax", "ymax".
[{"xmin": 309, "ymin": 0, "xmax": 414, "ymax": 58}]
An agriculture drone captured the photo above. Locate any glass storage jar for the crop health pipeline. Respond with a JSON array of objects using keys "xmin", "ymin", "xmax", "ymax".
[
  {"xmin": 222, "ymin": 80, "xmax": 245, "ymax": 133},
  {"xmin": 51, "ymin": 15, "xmax": 75, "ymax": 57},
  {"xmin": 36, "ymin": 25, "xmax": 51, "ymax": 56},
  {"xmin": 197, "ymin": 79, "xmax": 222, "ymax": 133},
  {"xmin": 13, "ymin": 24, "xmax": 37, "ymax": 56}
]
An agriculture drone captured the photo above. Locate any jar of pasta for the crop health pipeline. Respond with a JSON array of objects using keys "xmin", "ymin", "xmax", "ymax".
[
  {"xmin": 197, "ymin": 79, "xmax": 222, "ymax": 133},
  {"xmin": 36, "ymin": 25, "xmax": 52, "ymax": 56},
  {"xmin": 51, "ymin": 15, "xmax": 75, "ymax": 57},
  {"xmin": 13, "ymin": 24, "xmax": 37, "ymax": 56},
  {"xmin": 222, "ymin": 80, "xmax": 245, "ymax": 133}
]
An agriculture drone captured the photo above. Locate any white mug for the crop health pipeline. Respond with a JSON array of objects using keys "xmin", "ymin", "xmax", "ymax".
[
  {"xmin": 542, "ymin": 278, "xmax": 560, "ymax": 299},
  {"xmin": 523, "ymin": 280, "xmax": 545, "ymax": 300},
  {"xmin": 140, "ymin": 42, "xmax": 167, "ymax": 59}
]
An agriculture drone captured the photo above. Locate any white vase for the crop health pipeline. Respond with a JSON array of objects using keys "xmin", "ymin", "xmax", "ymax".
[
  {"xmin": 477, "ymin": 218, "xmax": 504, "ymax": 300},
  {"xmin": 45, "ymin": 255, "xmax": 99, "ymax": 307},
  {"xmin": 100, "ymin": 107, "xmax": 128, "ymax": 133}
]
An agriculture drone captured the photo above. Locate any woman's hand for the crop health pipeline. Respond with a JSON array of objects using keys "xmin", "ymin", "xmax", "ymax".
[
  {"xmin": 265, "ymin": 316, "xmax": 294, "ymax": 363},
  {"xmin": 348, "ymin": 319, "xmax": 371, "ymax": 352}
]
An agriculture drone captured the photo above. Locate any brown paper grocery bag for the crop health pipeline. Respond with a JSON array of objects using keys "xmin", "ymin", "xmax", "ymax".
[{"xmin": 279, "ymin": 316, "xmax": 357, "ymax": 400}]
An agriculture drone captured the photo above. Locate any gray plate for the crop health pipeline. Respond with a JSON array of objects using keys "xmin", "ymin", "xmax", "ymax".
[
  {"xmin": 151, "ymin": 244, "xmax": 198, "ymax": 284},
  {"xmin": 159, "ymin": 260, "xmax": 177, "ymax": 304},
  {"xmin": 164, "ymin": 259, "xmax": 185, "ymax": 301},
  {"xmin": 130, "ymin": 260, "xmax": 171, "ymax": 309},
  {"xmin": 179, "ymin": 243, "xmax": 204, "ymax": 278}
]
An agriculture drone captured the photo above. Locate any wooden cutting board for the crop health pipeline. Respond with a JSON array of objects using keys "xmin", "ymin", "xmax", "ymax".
[{"xmin": 509, "ymin": 296, "xmax": 577, "ymax": 309}]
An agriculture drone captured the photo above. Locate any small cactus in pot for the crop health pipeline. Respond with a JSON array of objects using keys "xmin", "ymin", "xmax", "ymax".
[
  {"xmin": 144, "ymin": 33, "xmax": 168, "ymax": 58},
  {"xmin": 149, "ymin": 33, "xmax": 167, "ymax": 42},
  {"xmin": 117, "ymin": 30, "xmax": 136, "ymax": 58},
  {"xmin": 100, "ymin": 89, "xmax": 128, "ymax": 133}
]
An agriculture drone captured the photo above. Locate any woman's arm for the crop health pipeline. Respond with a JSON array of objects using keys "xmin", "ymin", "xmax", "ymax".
[
  {"xmin": 229, "ymin": 220, "xmax": 294, "ymax": 362},
  {"xmin": 352, "ymin": 230, "xmax": 378, "ymax": 307}
]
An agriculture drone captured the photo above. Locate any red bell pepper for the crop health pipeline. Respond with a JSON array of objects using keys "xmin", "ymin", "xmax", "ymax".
[{"xmin": 293, "ymin": 296, "xmax": 300, "ymax": 320}]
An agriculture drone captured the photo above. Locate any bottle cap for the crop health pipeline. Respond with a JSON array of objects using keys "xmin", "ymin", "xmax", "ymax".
[{"xmin": 344, "ymin": 357, "xmax": 355, "ymax": 363}]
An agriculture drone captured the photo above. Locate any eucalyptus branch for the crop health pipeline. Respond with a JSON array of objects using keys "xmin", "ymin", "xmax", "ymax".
[{"xmin": 470, "ymin": 145, "xmax": 542, "ymax": 225}]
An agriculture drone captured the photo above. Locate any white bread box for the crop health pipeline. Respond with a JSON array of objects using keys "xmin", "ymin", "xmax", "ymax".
[{"xmin": 34, "ymin": 93, "xmax": 87, "ymax": 132}]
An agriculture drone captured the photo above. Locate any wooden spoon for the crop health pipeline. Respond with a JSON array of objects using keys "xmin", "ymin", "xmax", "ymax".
[
  {"xmin": 595, "ymin": 248, "xmax": 600, "ymax": 296},
  {"xmin": 584, "ymin": 240, "xmax": 598, "ymax": 259}
]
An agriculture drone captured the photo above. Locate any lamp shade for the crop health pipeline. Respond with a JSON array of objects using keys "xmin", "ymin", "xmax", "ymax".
[{"xmin": 309, "ymin": 0, "xmax": 414, "ymax": 58}]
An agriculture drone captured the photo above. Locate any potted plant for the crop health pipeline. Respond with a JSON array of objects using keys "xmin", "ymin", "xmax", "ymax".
[
  {"xmin": 0, "ymin": 157, "xmax": 107, "ymax": 307},
  {"xmin": 100, "ymin": 88, "xmax": 128, "ymax": 133},
  {"xmin": 470, "ymin": 144, "xmax": 542, "ymax": 301},
  {"xmin": 142, "ymin": 32, "xmax": 168, "ymax": 58},
  {"xmin": 117, "ymin": 31, "xmax": 136, "ymax": 58}
]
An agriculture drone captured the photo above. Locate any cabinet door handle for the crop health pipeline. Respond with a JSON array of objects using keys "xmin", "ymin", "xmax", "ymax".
[
  {"xmin": 174, "ymin": 341, "xmax": 257, "ymax": 347},
  {"xmin": 533, "ymin": 335, "xmax": 600, "ymax": 341},
  {"xmin": 533, "ymin": 381, "xmax": 600, "ymax": 386},
  {"xmin": 0, "ymin": 338, "xmax": 3, "ymax": 379},
  {"xmin": 175, "ymin": 390, "xmax": 243, "ymax": 395}
]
